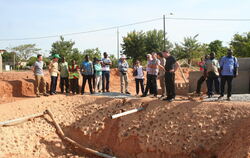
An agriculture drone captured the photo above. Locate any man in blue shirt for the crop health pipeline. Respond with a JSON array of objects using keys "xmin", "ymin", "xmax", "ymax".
[
  {"xmin": 218, "ymin": 49, "xmax": 239, "ymax": 101},
  {"xmin": 80, "ymin": 55, "xmax": 94, "ymax": 95}
]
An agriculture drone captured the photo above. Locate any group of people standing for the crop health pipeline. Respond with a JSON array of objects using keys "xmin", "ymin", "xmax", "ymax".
[
  {"xmin": 118, "ymin": 51, "xmax": 179, "ymax": 102},
  {"xmin": 33, "ymin": 52, "xmax": 112, "ymax": 97},
  {"xmin": 196, "ymin": 49, "xmax": 239, "ymax": 101},
  {"xmin": 33, "ymin": 49, "xmax": 238, "ymax": 101}
]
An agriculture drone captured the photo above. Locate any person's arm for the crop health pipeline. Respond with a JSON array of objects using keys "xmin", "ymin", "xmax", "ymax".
[
  {"xmin": 80, "ymin": 63, "xmax": 84, "ymax": 75},
  {"xmin": 174, "ymin": 62, "xmax": 179, "ymax": 72},
  {"xmin": 234, "ymin": 57, "xmax": 239, "ymax": 77},
  {"xmin": 32, "ymin": 63, "xmax": 35, "ymax": 73}
]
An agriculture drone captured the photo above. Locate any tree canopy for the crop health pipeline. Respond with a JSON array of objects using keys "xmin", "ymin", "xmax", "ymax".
[{"xmin": 11, "ymin": 44, "xmax": 41, "ymax": 61}]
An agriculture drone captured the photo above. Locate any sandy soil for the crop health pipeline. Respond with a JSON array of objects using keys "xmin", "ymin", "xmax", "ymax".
[
  {"xmin": 0, "ymin": 94, "xmax": 250, "ymax": 158},
  {"xmin": 1, "ymin": 68, "xmax": 249, "ymax": 158}
]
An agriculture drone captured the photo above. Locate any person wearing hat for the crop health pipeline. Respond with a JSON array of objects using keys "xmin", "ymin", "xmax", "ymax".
[
  {"xmin": 218, "ymin": 49, "xmax": 239, "ymax": 101},
  {"xmin": 49, "ymin": 54, "xmax": 60, "ymax": 95},
  {"xmin": 118, "ymin": 54, "xmax": 130, "ymax": 94},
  {"xmin": 94, "ymin": 58, "xmax": 102, "ymax": 93},
  {"xmin": 59, "ymin": 57, "xmax": 69, "ymax": 94},
  {"xmin": 142, "ymin": 52, "xmax": 164, "ymax": 98}
]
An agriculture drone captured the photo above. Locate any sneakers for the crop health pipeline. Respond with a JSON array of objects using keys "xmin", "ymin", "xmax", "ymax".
[
  {"xmin": 163, "ymin": 97, "xmax": 174, "ymax": 102},
  {"xmin": 36, "ymin": 94, "xmax": 41, "ymax": 97},
  {"xmin": 43, "ymin": 93, "xmax": 49, "ymax": 96},
  {"xmin": 227, "ymin": 97, "xmax": 232, "ymax": 101},
  {"xmin": 125, "ymin": 91, "xmax": 131, "ymax": 94}
]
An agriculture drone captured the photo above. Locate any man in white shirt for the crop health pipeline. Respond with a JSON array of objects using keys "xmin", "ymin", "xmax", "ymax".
[{"xmin": 101, "ymin": 52, "xmax": 112, "ymax": 92}]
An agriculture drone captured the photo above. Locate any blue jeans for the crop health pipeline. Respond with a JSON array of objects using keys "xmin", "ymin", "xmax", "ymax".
[
  {"xmin": 50, "ymin": 76, "xmax": 58, "ymax": 94},
  {"xmin": 102, "ymin": 71, "xmax": 110, "ymax": 91}
]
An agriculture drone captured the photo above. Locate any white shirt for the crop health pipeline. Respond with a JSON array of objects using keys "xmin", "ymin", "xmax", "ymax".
[
  {"xmin": 134, "ymin": 65, "xmax": 144, "ymax": 79},
  {"xmin": 102, "ymin": 58, "xmax": 111, "ymax": 71}
]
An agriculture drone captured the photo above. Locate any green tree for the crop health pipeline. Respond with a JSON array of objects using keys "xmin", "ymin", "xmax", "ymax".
[
  {"xmin": 27, "ymin": 56, "xmax": 37, "ymax": 66},
  {"xmin": 122, "ymin": 30, "xmax": 173, "ymax": 62},
  {"xmin": 68, "ymin": 48, "xmax": 84, "ymax": 65},
  {"xmin": 208, "ymin": 40, "xmax": 227, "ymax": 58},
  {"xmin": 122, "ymin": 31, "xmax": 146, "ymax": 62},
  {"xmin": 145, "ymin": 29, "xmax": 172, "ymax": 53},
  {"xmin": 82, "ymin": 48, "xmax": 101, "ymax": 60},
  {"xmin": 230, "ymin": 32, "xmax": 250, "ymax": 57},
  {"xmin": 50, "ymin": 36, "xmax": 75, "ymax": 60},
  {"xmin": 172, "ymin": 34, "xmax": 202, "ymax": 64},
  {"xmin": 11, "ymin": 44, "xmax": 41, "ymax": 61},
  {"xmin": 2, "ymin": 51, "xmax": 19, "ymax": 63}
]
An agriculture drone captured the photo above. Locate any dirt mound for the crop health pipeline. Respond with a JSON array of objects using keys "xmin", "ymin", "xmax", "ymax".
[{"xmin": 0, "ymin": 95, "xmax": 250, "ymax": 157}]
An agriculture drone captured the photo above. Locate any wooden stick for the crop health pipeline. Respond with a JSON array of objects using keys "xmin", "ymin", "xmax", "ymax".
[
  {"xmin": 45, "ymin": 109, "xmax": 65, "ymax": 138},
  {"xmin": 111, "ymin": 107, "xmax": 144, "ymax": 119},
  {"xmin": 178, "ymin": 66, "xmax": 188, "ymax": 84},
  {"xmin": 0, "ymin": 112, "xmax": 44, "ymax": 127},
  {"xmin": 64, "ymin": 137, "xmax": 116, "ymax": 158},
  {"xmin": 45, "ymin": 109, "xmax": 116, "ymax": 158}
]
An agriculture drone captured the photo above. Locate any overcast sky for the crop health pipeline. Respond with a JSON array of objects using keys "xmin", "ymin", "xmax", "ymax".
[{"xmin": 0, "ymin": 0, "xmax": 249, "ymax": 57}]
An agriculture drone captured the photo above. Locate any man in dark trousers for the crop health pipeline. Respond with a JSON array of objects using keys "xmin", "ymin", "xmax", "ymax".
[
  {"xmin": 80, "ymin": 55, "xmax": 94, "ymax": 95},
  {"xmin": 101, "ymin": 52, "xmax": 112, "ymax": 93},
  {"xmin": 162, "ymin": 51, "xmax": 179, "ymax": 102},
  {"xmin": 218, "ymin": 49, "xmax": 239, "ymax": 101},
  {"xmin": 204, "ymin": 52, "xmax": 220, "ymax": 98},
  {"xmin": 195, "ymin": 54, "xmax": 209, "ymax": 95}
]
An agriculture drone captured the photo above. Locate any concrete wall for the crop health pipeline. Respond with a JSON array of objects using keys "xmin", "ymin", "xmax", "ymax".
[
  {"xmin": 238, "ymin": 58, "xmax": 250, "ymax": 71},
  {"xmin": 189, "ymin": 58, "xmax": 250, "ymax": 94}
]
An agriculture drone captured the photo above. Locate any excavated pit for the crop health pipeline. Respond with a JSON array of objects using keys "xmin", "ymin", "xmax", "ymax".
[
  {"xmin": 59, "ymin": 97, "xmax": 250, "ymax": 158},
  {"xmin": 0, "ymin": 95, "xmax": 250, "ymax": 158}
]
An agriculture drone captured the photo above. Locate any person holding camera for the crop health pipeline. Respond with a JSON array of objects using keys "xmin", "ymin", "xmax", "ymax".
[
  {"xmin": 218, "ymin": 49, "xmax": 239, "ymax": 101},
  {"xmin": 118, "ymin": 55, "xmax": 130, "ymax": 94}
]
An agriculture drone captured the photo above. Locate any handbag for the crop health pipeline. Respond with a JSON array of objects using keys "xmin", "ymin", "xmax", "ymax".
[{"xmin": 133, "ymin": 69, "xmax": 138, "ymax": 76}]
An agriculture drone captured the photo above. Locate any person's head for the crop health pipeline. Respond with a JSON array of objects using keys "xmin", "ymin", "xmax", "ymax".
[
  {"xmin": 120, "ymin": 54, "xmax": 126, "ymax": 62},
  {"xmin": 85, "ymin": 55, "xmax": 89, "ymax": 61},
  {"xmin": 146, "ymin": 54, "xmax": 152, "ymax": 61},
  {"xmin": 227, "ymin": 49, "xmax": 233, "ymax": 57},
  {"xmin": 53, "ymin": 57, "xmax": 59, "ymax": 62},
  {"xmin": 52, "ymin": 54, "xmax": 60, "ymax": 62},
  {"xmin": 37, "ymin": 54, "xmax": 42, "ymax": 61},
  {"xmin": 103, "ymin": 52, "xmax": 108, "ymax": 58},
  {"xmin": 162, "ymin": 50, "xmax": 170, "ymax": 58},
  {"xmin": 157, "ymin": 52, "xmax": 163, "ymax": 59},
  {"xmin": 210, "ymin": 52, "xmax": 215, "ymax": 59},
  {"xmin": 93, "ymin": 57, "xmax": 97, "ymax": 63},
  {"xmin": 135, "ymin": 60, "xmax": 141, "ymax": 66},
  {"xmin": 151, "ymin": 52, "xmax": 157, "ymax": 59},
  {"xmin": 72, "ymin": 60, "xmax": 76, "ymax": 65},
  {"xmin": 96, "ymin": 59, "xmax": 101, "ymax": 64}
]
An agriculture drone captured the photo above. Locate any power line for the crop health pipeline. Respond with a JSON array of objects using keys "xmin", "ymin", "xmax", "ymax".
[
  {"xmin": 0, "ymin": 18, "xmax": 162, "ymax": 41},
  {"xmin": 167, "ymin": 17, "xmax": 250, "ymax": 21},
  {"xmin": 0, "ymin": 17, "xmax": 249, "ymax": 41}
]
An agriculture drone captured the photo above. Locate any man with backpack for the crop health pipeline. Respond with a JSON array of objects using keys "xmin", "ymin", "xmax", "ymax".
[{"xmin": 218, "ymin": 49, "xmax": 239, "ymax": 101}]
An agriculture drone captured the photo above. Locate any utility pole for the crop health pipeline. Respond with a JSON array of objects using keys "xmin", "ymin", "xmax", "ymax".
[
  {"xmin": 163, "ymin": 15, "xmax": 166, "ymax": 51},
  {"xmin": 13, "ymin": 52, "xmax": 15, "ymax": 70},
  {"xmin": 117, "ymin": 27, "xmax": 120, "ymax": 59}
]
